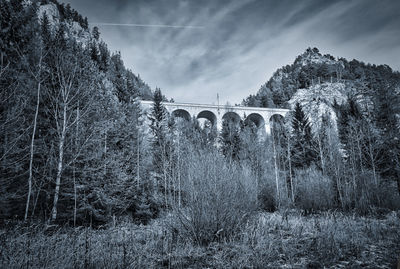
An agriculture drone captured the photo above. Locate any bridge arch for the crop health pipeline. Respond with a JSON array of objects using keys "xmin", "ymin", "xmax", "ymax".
[
  {"xmin": 222, "ymin": 111, "xmax": 241, "ymax": 124},
  {"xmin": 171, "ymin": 109, "xmax": 191, "ymax": 121},
  {"xmin": 245, "ymin": 113, "xmax": 265, "ymax": 128},
  {"xmin": 269, "ymin": 113, "xmax": 285, "ymax": 123},
  {"xmin": 197, "ymin": 110, "xmax": 217, "ymax": 126},
  {"xmin": 269, "ymin": 114, "xmax": 286, "ymax": 135}
]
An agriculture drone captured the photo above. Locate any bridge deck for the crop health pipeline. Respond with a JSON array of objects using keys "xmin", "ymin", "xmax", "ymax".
[{"xmin": 140, "ymin": 100, "xmax": 289, "ymax": 113}]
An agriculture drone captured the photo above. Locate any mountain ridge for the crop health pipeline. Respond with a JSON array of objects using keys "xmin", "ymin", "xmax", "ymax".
[
  {"xmin": 242, "ymin": 47, "xmax": 400, "ymax": 110},
  {"xmin": 32, "ymin": 0, "xmax": 154, "ymax": 101}
]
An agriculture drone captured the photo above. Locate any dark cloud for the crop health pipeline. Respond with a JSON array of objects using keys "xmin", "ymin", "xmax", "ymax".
[{"xmin": 61, "ymin": 0, "xmax": 400, "ymax": 104}]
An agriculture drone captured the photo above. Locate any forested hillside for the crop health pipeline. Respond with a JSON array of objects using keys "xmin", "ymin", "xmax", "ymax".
[
  {"xmin": 243, "ymin": 47, "xmax": 400, "ymax": 109},
  {"xmin": 0, "ymin": 0, "xmax": 154, "ymax": 224}
]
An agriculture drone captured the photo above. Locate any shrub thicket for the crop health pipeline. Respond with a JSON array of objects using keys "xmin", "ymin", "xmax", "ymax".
[
  {"xmin": 293, "ymin": 167, "xmax": 335, "ymax": 213},
  {"xmin": 173, "ymin": 149, "xmax": 257, "ymax": 246}
]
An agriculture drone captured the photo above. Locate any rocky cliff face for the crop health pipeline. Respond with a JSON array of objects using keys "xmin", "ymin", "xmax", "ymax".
[
  {"xmin": 288, "ymin": 82, "xmax": 347, "ymax": 131},
  {"xmin": 37, "ymin": 3, "xmax": 90, "ymax": 48}
]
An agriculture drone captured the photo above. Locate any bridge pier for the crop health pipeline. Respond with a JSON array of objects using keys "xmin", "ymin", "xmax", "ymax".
[
  {"xmin": 216, "ymin": 116, "xmax": 223, "ymax": 132},
  {"xmin": 265, "ymin": 122, "xmax": 271, "ymax": 135}
]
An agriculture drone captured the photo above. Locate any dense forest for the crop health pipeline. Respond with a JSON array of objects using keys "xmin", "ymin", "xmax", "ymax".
[
  {"xmin": 0, "ymin": 0, "xmax": 154, "ymax": 224},
  {"xmin": 1, "ymin": 0, "xmax": 400, "ymax": 268}
]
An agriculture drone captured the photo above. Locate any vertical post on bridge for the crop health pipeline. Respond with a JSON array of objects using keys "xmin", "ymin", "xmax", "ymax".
[{"xmin": 216, "ymin": 112, "xmax": 223, "ymax": 132}]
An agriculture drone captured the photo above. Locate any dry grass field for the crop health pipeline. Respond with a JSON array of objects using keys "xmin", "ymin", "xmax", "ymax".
[{"xmin": 1, "ymin": 210, "xmax": 399, "ymax": 268}]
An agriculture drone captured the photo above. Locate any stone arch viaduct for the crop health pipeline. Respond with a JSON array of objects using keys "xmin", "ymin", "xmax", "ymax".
[{"xmin": 140, "ymin": 100, "xmax": 289, "ymax": 135}]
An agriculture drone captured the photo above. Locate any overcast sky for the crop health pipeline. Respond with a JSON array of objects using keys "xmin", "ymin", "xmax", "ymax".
[{"xmin": 61, "ymin": 0, "xmax": 400, "ymax": 105}]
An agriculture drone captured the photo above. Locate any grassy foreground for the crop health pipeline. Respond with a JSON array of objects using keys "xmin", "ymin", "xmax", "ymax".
[{"xmin": 1, "ymin": 211, "xmax": 399, "ymax": 268}]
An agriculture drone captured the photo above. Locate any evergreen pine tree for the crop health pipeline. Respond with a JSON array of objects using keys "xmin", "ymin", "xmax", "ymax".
[
  {"xmin": 40, "ymin": 12, "xmax": 52, "ymax": 49},
  {"xmin": 220, "ymin": 117, "xmax": 242, "ymax": 162},
  {"xmin": 90, "ymin": 41, "xmax": 99, "ymax": 64},
  {"xmin": 98, "ymin": 42, "xmax": 110, "ymax": 72},
  {"xmin": 149, "ymin": 88, "xmax": 168, "ymax": 175},
  {"xmin": 291, "ymin": 102, "xmax": 316, "ymax": 168},
  {"xmin": 54, "ymin": 24, "xmax": 66, "ymax": 49},
  {"xmin": 337, "ymin": 97, "xmax": 366, "ymax": 172},
  {"xmin": 109, "ymin": 52, "xmax": 128, "ymax": 102},
  {"xmin": 92, "ymin": 26, "xmax": 100, "ymax": 40},
  {"xmin": 374, "ymin": 79, "xmax": 400, "ymax": 193}
]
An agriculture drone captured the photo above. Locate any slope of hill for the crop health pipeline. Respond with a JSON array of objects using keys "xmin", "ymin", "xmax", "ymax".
[
  {"xmin": 242, "ymin": 47, "xmax": 400, "ymax": 110},
  {"xmin": 2, "ymin": 0, "xmax": 153, "ymax": 101}
]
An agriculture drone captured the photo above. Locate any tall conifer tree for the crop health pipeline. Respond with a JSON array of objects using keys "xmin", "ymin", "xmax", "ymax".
[{"xmin": 291, "ymin": 102, "xmax": 316, "ymax": 168}]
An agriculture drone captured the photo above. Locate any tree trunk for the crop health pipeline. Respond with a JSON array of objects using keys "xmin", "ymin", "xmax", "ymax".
[
  {"xmin": 177, "ymin": 133, "xmax": 181, "ymax": 207},
  {"xmin": 317, "ymin": 133, "xmax": 325, "ymax": 175},
  {"xmin": 51, "ymin": 102, "xmax": 67, "ymax": 221},
  {"xmin": 356, "ymin": 130, "xmax": 364, "ymax": 173},
  {"xmin": 168, "ymin": 145, "xmax": 173, "ymax": 206},
  {"xmin": 25, "ymin": 79, "xmax": 41, "ymax": 222},
  {"xmin": 104, "ymin": 132, "xmax": 107, "ymax": 177},
  {"xmin": 25, "ymin": 54, "xmax": 43, "ymax": 222},
  {"xmin": 272, "ymin": 130, "xmax": 280, "ymax": 207},
  {"xmin": 397, "ymin": 177, "xmax": 400, "ymax": 197},
  {"xmin": 31, "ymin": 182, "xmax": 43, "ymax": 217},
  {"xmin": 163, "ymin": 143, "xmax": 168, "ymax": 208},
  {"xmin": 287, "ymin": 135, "xmax": 294, "ymax": 203},
  {"xmin": 349, "ymin": 141, "xmax": 357, "ymax": 193},
  {"xmin": 328, "ymin": 128, "xmax": 343, "ymax": 208},
  {"xmin": 366, "ymin": 127, "xmax": 377, "ymax": 185},
  {"xmin": 73, "ymin": 103, "xmax": 79, "ymax": 227},
  {"xmin": 395, "ymin": 155, "xmax": 400, "ymax": 196},
  {"xmin": 136, "ymin": 130, "xmax": 140, "ymax": 189}
]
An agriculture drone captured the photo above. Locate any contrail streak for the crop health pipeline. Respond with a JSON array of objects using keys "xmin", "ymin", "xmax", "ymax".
[{"xmin": 90, "ymin": 22, "xmax": 204, "ymax": 29}]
